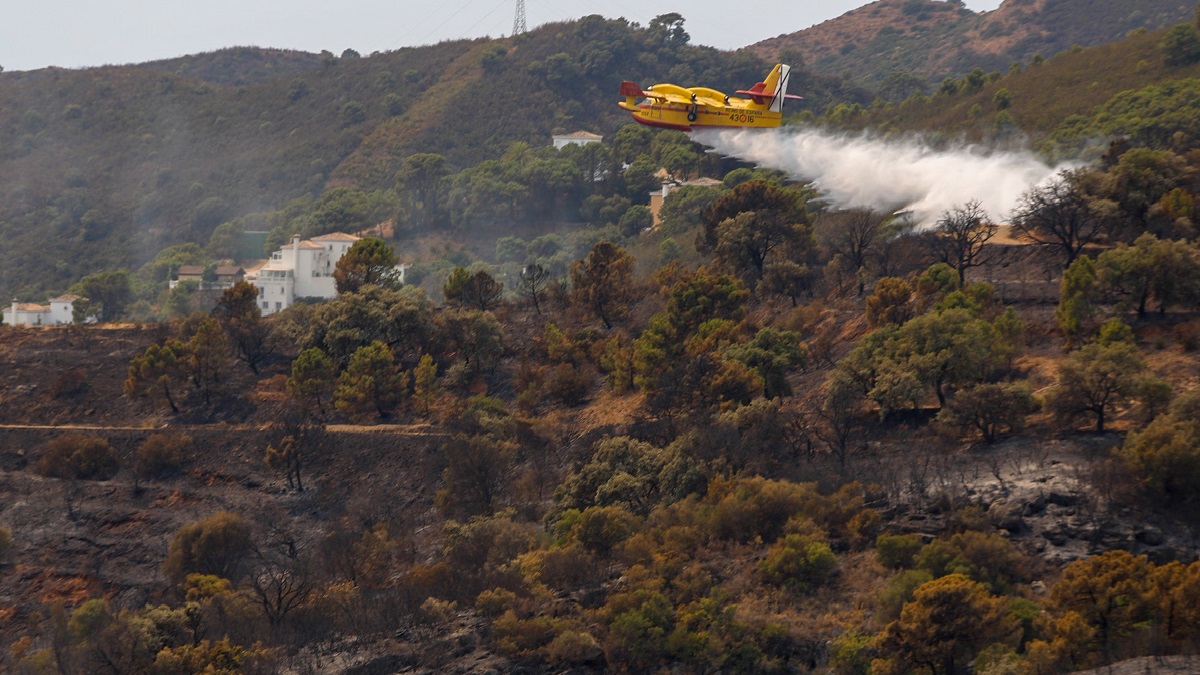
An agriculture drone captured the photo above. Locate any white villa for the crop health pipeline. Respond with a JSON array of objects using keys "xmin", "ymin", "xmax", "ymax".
[
  {"xmin": 247, "ymin": 231, "xmax": 415, "ymax": 316},
  {"xmin": 4, "ymin": 295, "xmax": 86, "ymax": 326},
  {"xmin": 249, "ymin": 232, "xmax": 359, "ymax": 315}
]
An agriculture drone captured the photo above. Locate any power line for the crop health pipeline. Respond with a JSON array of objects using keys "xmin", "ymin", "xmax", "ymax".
[{"xmin": 458, "ymin": 0, "xmax": 512, "ymax": 40}]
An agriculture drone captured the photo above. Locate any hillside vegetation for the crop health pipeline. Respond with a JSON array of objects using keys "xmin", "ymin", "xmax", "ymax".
[
  {"xmin": 749, "ymin": 0, "xmax": 1193, "ymax": 89},
  {"xmin": 827, "ymin": 19, "xmax": 1200, "ymax": 154},
  {"xmin": 0, "ymin": 15, "xmax": 865, "ymax": 303},
  {"xmin": 0, "ymin": 0, "xmax": 1170, "ymax": 304},
  {"xmin": 5, "ymin": 152, "xmax": 1200, "ymax": 672},
  {"xmin": 132, "ymin": 46, "xmax": 325, "ymax": 86}
]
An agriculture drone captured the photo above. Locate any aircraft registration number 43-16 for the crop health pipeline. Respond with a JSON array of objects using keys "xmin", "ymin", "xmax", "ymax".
[{"xmin": 618, "ymin": 63, "xmax": 801, "ymax": 133}]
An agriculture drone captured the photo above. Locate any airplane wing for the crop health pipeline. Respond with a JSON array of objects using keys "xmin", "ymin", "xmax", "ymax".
[
  {"xmin": 619, "ymin": 81, "xmax": 666, "ymax": 101},
  {"xmin": 646, "ymin": 88, "xmax": 725, "ymax": 108},
  {"xmin": 657, "ymin": 92, "xmax": 699, "ymax": 105}
]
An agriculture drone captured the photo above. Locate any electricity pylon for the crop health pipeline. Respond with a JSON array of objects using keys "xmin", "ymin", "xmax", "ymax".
[{"xmin": 513, "ymin": 0, "xmax": 527, "ymax": 35}]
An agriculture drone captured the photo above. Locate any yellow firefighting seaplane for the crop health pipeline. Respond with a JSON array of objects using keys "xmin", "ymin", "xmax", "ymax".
[{"xmin": 618, "ymin": 63, "xmax": 801, "ymax": 132}]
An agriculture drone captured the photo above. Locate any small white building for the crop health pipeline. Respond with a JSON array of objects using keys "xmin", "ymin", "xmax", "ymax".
[
  {"xmin": 552, "ymin": 131, "xmax": 603, "ymax": 150},
  {"xmin": 248, "ymin": 232, "xmax": 362, "ymax": 315},
  {"xmin": 4, "ymin": 295, "xmax": 85, "ymax": 326}
]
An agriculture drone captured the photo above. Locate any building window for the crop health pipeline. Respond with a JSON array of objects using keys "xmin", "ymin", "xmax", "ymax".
[{"xmin": 275, "ymin": 302, "xmax": 282, "ymax": 311}]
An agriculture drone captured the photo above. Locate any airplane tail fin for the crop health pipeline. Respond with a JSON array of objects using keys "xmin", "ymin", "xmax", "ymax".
[
  {"xmin": 765, "ymin": 63, "xmax": 791, "ymax": 113},
  {"xmin": 620, "ymin": 81, "xmax": 643, "ymax": 107},
  {"xmin": 736, "ymin": 64, "xmax": 801, "ymax": 112}
]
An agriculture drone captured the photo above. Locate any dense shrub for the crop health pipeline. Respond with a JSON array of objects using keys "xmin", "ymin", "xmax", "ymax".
[
  {"xmin": 518, "ymin": 546, "xmax": 599, "ymax": 592},
  {"xmin": 570, "ymin": 506, "xmax": 640, "ymax": 556},
  {"xmin": 474, "ymin": 587, "xmax": 518, "ymax": 618},
  {"xmin": 547, "ymin": 362, "xmax": 593, "ymax": 406},
  {"xmin": 828, "ymin": 631, "xmax": 875, "ymax": 675},
  {"xmin": 706, "ymin": 477, "xmax": 816, "ymax": 544},
  {"xmin": 152, "ymin": 638, "xmax": 275, "ymax": 673},
  {"xmin": 1161, "ymin": 24, "xmax": 1200, "ymax": 66},
  {"xmin": 37, "ymin": 435, "xmax": 119, "ymax": 480},
  {"xmin": 554, "ymin": 436, "xmax": 704, "ymax": 516},
  {"xmin": 878, "ymin": 569, "xmax": 935, "ymax": 621},
  {"xmin": 1120, "ymin": 414, "xmax": 1200, "ymax": 503},
  {"xmin": 603, "ymin": 588, "xmax": 675, "ymax": 669},
  {"xmin": 914, "ymin": 530, "xmax": 1029, "ymax": 594},
  {"xmin": 439, "ymin": 515, "xmax": 540, "ymax": 599},
  {"xmin": 163, "ymin": 512, "xmax": 253, "ymax": 585},
  {"xmin": 875, "ymin": 574, "xmax": 1019, "ymax": 675},
  {"xmin": 134, "ymin": 433, "xmax": 190, "ymax": 483},
  {"xmin": 876, "ymin": 533, "xmax": 923, "ymax": 569},
  {"xmin": 492, "ymin": 610, "xmax": 557, "ymax": 655},
  {"xmin": 937, "ymin": 382, "xmax": 1040, "ymax": 443},
  {"xmin": 49, "ymin": 368, "xmax": 89, "ymax": 398},
  {"xmin": 757, "ymin": 534, "xmax": 839, "ymax": 593},
  {"xmin": 544, "ymin": 629, "xmax": 603, "ymax": 665}
]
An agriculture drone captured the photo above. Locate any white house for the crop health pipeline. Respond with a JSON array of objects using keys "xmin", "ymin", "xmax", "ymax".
[
  {"xmin": 4, "ymin": 295, "xmax": 85, "ymax": 326},
  {"xmin": 552, "ymin": 131, "xmax": 603, "ymax": 150},
  {"xmin": 248, "ymin": 232, "xmax": 362, "ymax": 315}
]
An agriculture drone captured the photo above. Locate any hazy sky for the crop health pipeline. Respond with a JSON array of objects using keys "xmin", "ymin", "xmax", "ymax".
[{"xmin": 0, "ymin": 0, "xmax": 1004, "ymax": 73}]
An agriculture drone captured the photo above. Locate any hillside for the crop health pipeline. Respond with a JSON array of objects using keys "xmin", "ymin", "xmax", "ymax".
[
  {"xmin": 3, "ymin": 236, "xmax": 1200, "ymax": 672},
  {"xmin": 748, "ymin": 0, "xmax": 1194, "ymax": 89},
  {"xmin": 7, "ymin": 4, "xmax": 1200, "ymax": 674},
  {"xmin": 836, "ymin": 23, "xmax": 1200, "ymax": 154},
  {"xmin": 2, "ymin": 1, "xmax": 1196, "ymax": 304},
  {"xmin": 0, "ymin": 39, "xmax": 470, "ymax": 300},
  {"xmin": 0, "ymin": 15, "xmax": 867, "ymax": 303},
  {"xmin": 5, "ymin": 15, "xmax": 1200, "ymax": 666},
  {"xmin": 132, "ymin": 46, "xmax": 325, "ymax": 86}
]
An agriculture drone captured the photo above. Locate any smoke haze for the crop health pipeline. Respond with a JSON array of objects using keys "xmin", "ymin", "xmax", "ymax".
[{"xmin": 693, "ymin": 128, "xmax": 1070, "ymax": 225}]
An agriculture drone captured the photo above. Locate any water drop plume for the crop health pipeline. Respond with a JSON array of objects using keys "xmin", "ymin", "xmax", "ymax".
[{"xmin": 693, "ymin": 127, "xmax": 1071, "ymax": 225}]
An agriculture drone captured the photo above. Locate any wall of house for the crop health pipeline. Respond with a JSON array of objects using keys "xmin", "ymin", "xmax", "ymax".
[
  {"xmin": 254, "ymin": 269, "xmax": 294, "ymax": 316},
  {"xmin": 49, "ymin": 302, "xmax": 74, "ymax": 324},
  {"xmin": 4, "ymin": 309, "xmax": 50, "ymax": 326}
]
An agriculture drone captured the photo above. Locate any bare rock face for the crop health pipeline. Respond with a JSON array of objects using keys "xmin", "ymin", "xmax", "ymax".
[
  {"xmin": 892, "ymin": 437, "xmax": 1198, "ymax": 567},
  {"xmin": 1072, "ymin": 655, "xmax": 1200, "ymax": 675},
  {"xmin": 987, "ymin": 497, "xmax": 1026, "ymax": 533},
  {"xmin": 341, "ymin": 654, "xmax": 419, "ymax": 675}
]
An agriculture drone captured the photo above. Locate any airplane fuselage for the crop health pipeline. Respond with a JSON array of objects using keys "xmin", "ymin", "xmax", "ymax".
[
  {"xmin": 618, "ymin": 67, "xmax": 795, "ymax": 132},
  {"xmin": 620, "ymin": 98, "xmax": 783, "ymax": 132}
]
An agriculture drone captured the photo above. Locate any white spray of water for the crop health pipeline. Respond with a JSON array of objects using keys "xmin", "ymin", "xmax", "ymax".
[{"xmin": 693, "ymin": 128, "xmax": 1071, "ymax": 225}]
